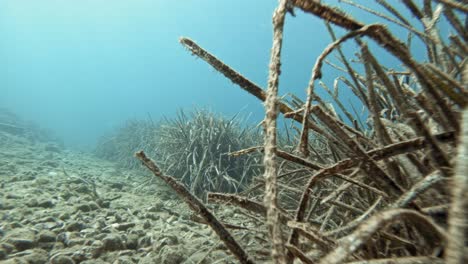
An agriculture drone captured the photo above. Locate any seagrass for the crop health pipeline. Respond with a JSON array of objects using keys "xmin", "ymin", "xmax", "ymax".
[{"xmin": 134, "ymin": 0, "xmax": 467, "ymax": 263}]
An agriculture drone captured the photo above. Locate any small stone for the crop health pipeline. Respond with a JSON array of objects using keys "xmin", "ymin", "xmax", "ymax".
[
  {"xmin": 21, "ymin": 248, "xmax": 48, "ymax": 264},
  {"xmin": 66, "ymin": 238, "xmax": 86, "ymax": 247},
  {"xmin": 126, "ymin": 234, "xmax": 138, "ymax": 250},
  {"xmin": 102, "ymin": 234, "xmax": 125, "ymax": 251},
  {"xmin": 159, "ymin": 245, "xmax": 186, "ymax": 264},
  {"xmin": 8, "ymin": 238, "xmax": 35, "ymax": 251},
  {"xmin": 37, "ymin": 199, "xmax": 54, "ymax": 208},
  {"xmin": 143, "ymin": 220, "xmax": 151, "ymax": 229},
  {"xmin": 1, "ymin": 242, "xmax": 15, "ymax": 253},
  {"xmin": 37, "ymin": 230, "xmax": 56, "ymax": 243},
  {"xmin": 25, "ymin": 199, "xmax": 39, "ymax": 207},
  {"xmin": 0, "ymin": 248, "xmax": 7, "ymax": 260},
  {"xmin": 4, "ymin": 228, "xmax": 36, "ymax": 252},
  {"xmin": 50, "ymin": 255, "xmax": 74, "ymax": 264},
  {"xmin": 75, "ymin": 202, "xmax": 99, "ymax": 212},
  {"xmin": 65, "ymin": 221, "xmax": 85, "ymax": 232}
]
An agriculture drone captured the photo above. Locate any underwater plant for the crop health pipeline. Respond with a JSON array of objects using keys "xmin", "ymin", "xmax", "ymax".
[
  {"xmin": 96, "ymin": 108, "xmax": 264, "ymax": 198},
  {"xmin": 136, "ymin": 1, "xmax": 467, "ymax": 263}
]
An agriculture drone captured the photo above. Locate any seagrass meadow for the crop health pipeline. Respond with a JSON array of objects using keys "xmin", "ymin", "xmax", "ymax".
[{"xmin": 133, "ymin": 0, "xmax": 468, "ymax": 263}]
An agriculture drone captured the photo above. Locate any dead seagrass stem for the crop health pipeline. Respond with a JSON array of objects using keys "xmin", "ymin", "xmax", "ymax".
[
  {"xmin": 178, "ymin": 37, "xmax": 337, "ymax": 144},
  {"xmin": 263, "ymin": 0, "xmax": 288, "ymax": 262},
  {"xmin": 446, "ymin": 107, "xmax": 468, "ymax": 264},
  {"xmin": 319, "ymin": 209, "xmax": 447, "ymax": 264}
]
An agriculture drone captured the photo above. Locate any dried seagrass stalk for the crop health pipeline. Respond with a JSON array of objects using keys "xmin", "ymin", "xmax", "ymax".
[
  {"xmin": 390, "ymin": 170, "xmax": 444, "ymax": 209},
  {"xmin": 298, "ymin": 24, "xmax": 383, "ymax": 156},
  {"xmin": 287, "ymin": 221, "xmax": 336, "ymax": 251},
  {"xmin": 446, "ymin": 107, "xmax": 468, "ymax": 264},
  {"xmin": 324, "ymin": 23, "xmax": 369, "ymax": 108},
  {"xmin": 263, "ymin": 0, "xmax": 288, "ymax": 262},
  {"xmin": 319, "ymin": 209, "xmax": 447, "ymax": 264},
  {"xmin": 179, "ymin": 37, "xmax": 336, "ymax": 143},
  {"xmin": 345, "ymin": 256, "xmax": 445, "ymax": 264},
  {"xmin": 134, "ymin": 151, "xmax": 255, "ymax": 264},
  {"xmin": 443, "ymin": 7, "xmax": 468, "ymax": 43},
  {"xmin": 434, "ymin": 0, "xmax": 468, "ymax": 13},
  {"xmin": 284, "ymin": 244, "xmax": 314, "ymax": 264},
  {"xmin": 311, "ymin": 105, "xmax": 404, "ymax": 197},
  {"xmin": 401, "ymin": 0, "xmax": 424, "ymax": 19},
  {"xmin": 291, "ymin": 0, "xmax": 460, "ymax": 131},
  {"xmin": 360, "ymin": 42, "xmax": 393, "ymax": 146},
  {"xmin": 408, "ymin": 112, "xmax": 451, "ymax": 176}
]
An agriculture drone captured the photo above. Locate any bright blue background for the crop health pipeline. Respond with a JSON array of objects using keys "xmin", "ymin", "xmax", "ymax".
[{"xmin": 0, "ymin": 0, "xmax": 435, "ymax": 149}]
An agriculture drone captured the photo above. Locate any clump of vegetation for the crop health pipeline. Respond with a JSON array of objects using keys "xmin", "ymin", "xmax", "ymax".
[
  {"xmin": 95, "ymin": 109, "xmax": 264, "ymax": 198},
  {"xmin": 135, "ymin": 1, "xmax": 467, "ymax": 263},
  {"xmin": 95, "ymin": 119, "xmax": 158, "ymax": 169}
]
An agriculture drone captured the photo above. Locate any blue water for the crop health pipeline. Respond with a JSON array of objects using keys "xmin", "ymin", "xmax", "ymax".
[{"xmin": 0, "ymin": 0, "xmax": 438, "ymax": 149}]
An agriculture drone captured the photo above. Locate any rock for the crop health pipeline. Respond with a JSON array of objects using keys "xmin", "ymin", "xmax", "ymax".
[
  {"xmin": 158, "ymin": 245, "xmax": 186, "ymax": 264},
  {"xmin": 0, "ymin": 257, "xmax": 28, "ymax": 264},
  {"xmin": 25, "ymin": 198, "xmax": 39, "ymax": 207},
  {"xmin": 65, "ymin": 221, "xmax": 85, "ymax": 232},
  {"xmin": 0, "ymin": 248, "xmax": 7, "ymax": 260},
  {"xmin": 102, "ymin": 234, "xmax": 125, "ymax": 251},
  {"xmin": 142, "ymin": 220, "xmax": 151, "ymax": 229},
  {"xmin": 37, "ymin": 230, "xmax": 56, "ymax": 243},
  {"xmin": 4, "ymin": 228, "xmax": 36, "ymax": 251},
  {"xmin": 126, "ymin": 234, "xmax": 139, "ymax": 250},
  {"xmin": 75, "ymin": 202, "xmax": 99, "ymax": 212},
  {"xmin": 8, "ymin": 238, "xmax": 35, "ymax": 251},
  {"xmin": 67, "ymin": 238, "xmax": 86, "ymax": 247},
  {"xmin": 113, "ymin": 256, "xmax": 134, "ymax": 264},
  {"xmin": 1, "ymin": 242, "xmax": 15, "ymax": 253},
  {"xmin": 37, "ymin": 199, "xmax": 55, "ymax": 208},
  {"xmin": 50, "ymin": 255, "xmax": 75, "ymax": 264},
  {"xmin": 20, "ymin": 248, "xmax": 49, "ymax": 264}
]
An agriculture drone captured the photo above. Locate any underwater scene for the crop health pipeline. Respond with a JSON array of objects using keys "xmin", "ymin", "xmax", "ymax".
[{"xmin": 0, "ymin": 0, "xmax": 467, "ymax": 263}]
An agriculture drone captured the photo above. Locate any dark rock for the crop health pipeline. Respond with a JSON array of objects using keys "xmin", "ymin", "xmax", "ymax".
[
  {"xmin": 20, "ymin": 248, "xmax": 48, "ymax": 264},
  {"xmin": 5, "ymin": 193, "xmax": 22, "ymax": 199},
  {"xmin": 102, "ymin": 234, "xmax": 125, "ymax": 251},
  {"xmin": 1, "ymin": 242, "xmax": 15, "ymax": 253},
  {"xmin": 50, "ymin": 255, "xmax": 75, "ymax": 264},
  {"xmin": 37, "ymin": 230, "xmax": 56, "ymax": 243},
  {"xmin": 67, "ymin": 238, "xmax": 86, "ymax": 247},
  {"xmin": 126, "ymin": 234, "xmax": 138, "ymax": 250},
  {"xmin": 158, "ymin": 245, "xmax": 186, "ymax": 264},
  {"xmin": 143, "ymin": 220, "xmax": 151, "ymax": 229},
  {"xmin": 4, "ymin": 228, "xmax": 36, "ymax": 252},
  {"xmin": 1, "ymin": 257, "xmax": 29, "ymax": 264},
  {"xmin": 109, "ymin": 182, "xmax": 124, "ymax": 190},
  {"xmin": 114, "ymin": 256, "xmax": 134, "ymax": 264},
  {"xmin": 8, "ymin": 238, "xmax": 35, "ymax": 251},
  {"xmin": 65, "ymin": 221, "xmax": 85, "ymax": 232},
  {"xmin": 113, "ymin": 222, "xmax": 135, "ymax": 231},
  {"xmin": 75, "ymin": 202, "xmax": 99, "ymax": 212},
  {"xmin": 25, "ymin": 199, "xmax": 39, "ymax": 207},
  {"xmin": 37, "ymin": 199, "xmax": 55, "ymax": 208}
]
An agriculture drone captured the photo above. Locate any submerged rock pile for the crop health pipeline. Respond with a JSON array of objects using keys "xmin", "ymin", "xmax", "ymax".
[{"xmin": 0, "ymin": 130, "xmax": 265, "ymax": 263}]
